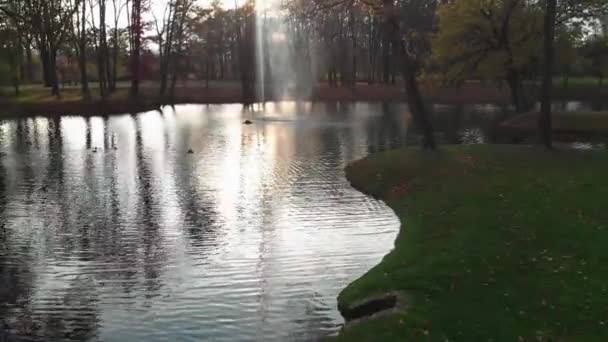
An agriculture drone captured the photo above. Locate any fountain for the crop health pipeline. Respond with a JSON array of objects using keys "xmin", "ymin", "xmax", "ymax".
[
  {"xmin": 252, "ymin": 0, "xmax": 315, "ymax": 103},
  {"xmin": 254, "ymin": 0, "xmax": 267, "ymax": 103}
]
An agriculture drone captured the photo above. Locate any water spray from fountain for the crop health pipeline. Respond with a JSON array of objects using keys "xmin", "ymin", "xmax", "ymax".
[
  {"xmin": 254, "ymin": 0, "xmax": 266, "ymax": 106},
  {"xmin": 251, "ymin": 0, "xmax": 315, "ymax": 107}
]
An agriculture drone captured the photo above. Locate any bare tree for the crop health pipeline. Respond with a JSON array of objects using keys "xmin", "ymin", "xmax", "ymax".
[
  {"xmin": 154, "ymin": 0, "xmax": 177, "ymax": 97},
  {"xmin": 68, "ymin": 0, "xmax": 92, "ymax": 100},
  {"xmin": 129, "ymin": 0, "xmax": 143, "ymax": 98},
  {"xmin": 28, "ymin": 0, "xmax": 81, "ymax": 97},
  {"xmin": 168, "ymin": 0, "xmax": 195, "ymax": 99},
  {"xmin": 88, "ymin": 0, "xmax": 110, "ymax": 98},
  {"xmin": 110, "ymin": 0, "xmax": 127, "ymax": 91}
]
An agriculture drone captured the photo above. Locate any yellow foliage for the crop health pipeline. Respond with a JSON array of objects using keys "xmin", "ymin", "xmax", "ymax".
[{"xmin": 433, "ymin": 0, "xmax": 544, "ymax": 82}]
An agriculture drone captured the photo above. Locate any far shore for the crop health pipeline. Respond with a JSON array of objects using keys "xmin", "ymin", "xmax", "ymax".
[{"xmin": 1, "ymin": 80, "xmax": 606, "ymax": 118}]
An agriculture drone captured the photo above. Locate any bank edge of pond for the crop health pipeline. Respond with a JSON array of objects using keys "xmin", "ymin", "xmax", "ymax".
[
  {"xmin": 330, "ymin": 145, "xmax": 608, "ymax": 341},
  {"xmin": 1, "ymin": 82, "xmax": 606, "ymax": 118},
  {"xmin": 502, "ymin": 110, "xmax": 608, "ymax": 133},
  {"xmin": 0, "ymin": 99, "xmax": 164, "ymax": 118}
]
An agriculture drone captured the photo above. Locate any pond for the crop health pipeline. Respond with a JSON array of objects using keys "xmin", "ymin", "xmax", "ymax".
[{"xmin": 0, "ymin": 101, "xmax": 604, "ymax": 341}]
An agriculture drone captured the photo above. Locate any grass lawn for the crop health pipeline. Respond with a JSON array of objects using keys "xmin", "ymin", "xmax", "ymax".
[
  {"xmin": 332, "ymin": 145, "xmax": 608, "ymax": 341},
  {"xmin": 554, "ymin": 77, "xmax": 605, "ymax": 87}
]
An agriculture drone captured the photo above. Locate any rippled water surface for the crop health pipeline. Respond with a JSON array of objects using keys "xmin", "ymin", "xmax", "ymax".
[{"xmin": 0, "ymin": 103, "xmax": 413, "ymax": 341}]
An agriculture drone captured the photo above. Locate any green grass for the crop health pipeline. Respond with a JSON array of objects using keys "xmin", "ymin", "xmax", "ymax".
[
  {"xmin": 333, "ymin": 145, "xmax": 608, "ymax": 341},
  {"xmin": 554, "ymin": 76, "xmax": 605, "ymax": 87}
]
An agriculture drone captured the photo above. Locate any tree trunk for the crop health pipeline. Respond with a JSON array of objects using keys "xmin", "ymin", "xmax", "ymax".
[
  {"xmin": 206, "ymin": 60, "xmax": 210, "ymax": 88},
  {"xmin": 97, "ymin": 48, "xmax": 107, "ymax": 98},
  {"xmin": 50, "ymin": 47, "xmax": 60, "ymax": 98},
  {"xmin": 368, "ymin": 14, "xmax": 375, "ymax": 84},
  {"xmin": 104, "ymin": 44, "xmax": 112, "ymax": 94},
  {"xmin": 169, "ymin": 73, "xmax": 178, "ymax": 101},
  {"xmin": 160, "ymin": 3, "xmax": 177, "ymax": 98},
  {"xmin": 382, "ymin": 40, "xmax": 390, "ymax": 84},
  {"xmin": 106, "ymin": 57, "xmax": 113, "ymax": 94},
  {"xmin": 9, "ymin": 35, "xmax": 21, "ymax": 96},
  {"xmin": 78, "ymin": 53, "xmax": 91, "ymax": 101},
  {"xmin": 159, "ymin": 38, "xmax": 168, "ymax": 96},
  {"xmin": 539, "ymin": 0, "xmax": 556, "ymax": 149},
  {"xmin": 130, "ymin": 0, "xmax": 142, "ymax": 99},
  {"xmin": 97, "ymin": 0, "xmax": 109, "ymax": 99},
  {"xmin": 24, "ymin": 42, "xmax": 34, "ymax": 83},
  {"xmin": 350, "ymin": 10, "xmax": 357, "ymax": 87},
  {"xmin": 19, "ymin": 55, "xmax": 26, "ymax": 86},
  {"xmin": 384, "ymin": 2, "xmax": 435, "ymax": 149},
  {"xmin": 507, "ymin": 71, "xmax": 526, "ymax": 112},
  {"xmin": 111, "ymin": 44, "xmax": 118, "ymax": 91},
  {"xmin": 111, "ymin": 31, "xmax": 119, "ymax": 91},
  {"xmin": 40, "ymin": 43, "xmax": 52, "ymax": 87},
  {"xmin": 110, "ymin": 0, "xmax": 121, "ymax": 92},
  {"xmin": 79, "ymin": 0, "xmax": 91, "ymax": 100},
  {"xmin": 159, "ymin": 61, "xmax": 168, "ymax": 97}
]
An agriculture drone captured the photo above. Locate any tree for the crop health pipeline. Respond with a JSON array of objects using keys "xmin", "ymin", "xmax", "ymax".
[
  {"xmin": 167, "ymin": 0, "xmax": 196, "ymax": 99},
  {"xmin": 98, "ymin": 0, "xmax": 110, "ymax": 97},
  {"xmin": 434, "ymin": 0, "xmax": 543, "ymax": 112},
  {"xmin": 540, "ymin": 0, "xmax": 557, "ymax": 149},
  {"xmin": 1, "ymin": 1, "xmax": 31, "ymax": 87},
  {"xmin": 109, "ymin": 0, "xmax": 128, "ymax": 91},
  {"xmin": 155, "ymin": 0, "xmax": 178, "ymax": 98},
  {"xmin": 555, "ymin": 28, "xmax": 581, "ymax": 88},
  {"xmin": 89, "ymin": 0, "xmax": 110, "ymax": 98},
  {"xmin": 153, "ymin": 0, "xmax": 195, "ymax": 100},
  {"xmin": 582, "ymin": 35, "xmax": 608, "ymax": 88},
  {"xmin": 229, "ymin": 0, "xmax": 256, "ymax": 101},
  {"xmin": 68, "ymin": 0, "xmax": 91, "ymax": 100},
  {"xmin": 0, "ymin": 13, "xmax": 21, "ymax": 95},
  {"xmin": 25, "ymin": 0, "xmax": 81, "ymax": 97},
  {"xmin": 382, "ymin": 0, "xmax": 436, "ymax": 148},
  {"xmin": 434, "ymin": 0, "xmax": 608, "ymax": 113},
  {"xmin": 129, "ymin": 0, "xmax": 144, "ymax": 98},
  {"xmin": 188, "ymin": 6, "xmax": 214, "ymax": 86}
]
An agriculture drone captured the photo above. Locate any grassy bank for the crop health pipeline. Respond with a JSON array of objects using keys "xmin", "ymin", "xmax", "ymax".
[
  {"xmin": 1, "ymin": 80, "xmax": 606, "ymax": 117},
  {"xmin": 333, "ymin": 145, "xmax": 608, "ymax": 341}
]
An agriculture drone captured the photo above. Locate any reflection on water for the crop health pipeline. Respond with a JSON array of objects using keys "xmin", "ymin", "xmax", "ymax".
[{"xmin": 1, "ymin": 103, "xmax": 411, "ymax": 342}]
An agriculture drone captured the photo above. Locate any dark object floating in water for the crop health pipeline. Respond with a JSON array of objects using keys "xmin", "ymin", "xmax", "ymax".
[
  {"xmin": 92, "ymin": 148, "xmax": 98, "ymax": 153},
  {"xmin": 243, "ymin": 120, "xmax": 253, "ymax": 125},
  {"xmin": 188, "ymin": 149, "xmax": 194, "ymax": 154}
]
